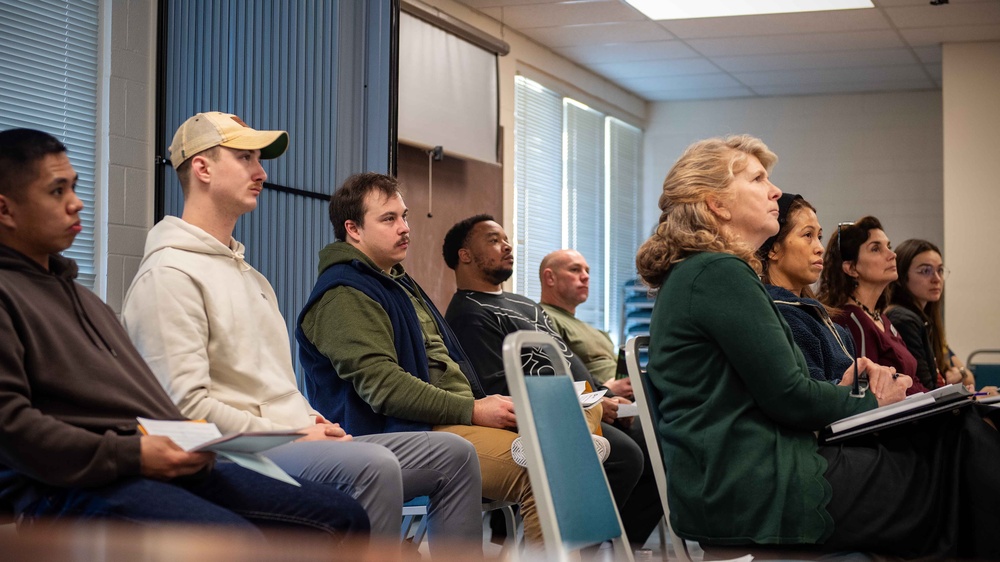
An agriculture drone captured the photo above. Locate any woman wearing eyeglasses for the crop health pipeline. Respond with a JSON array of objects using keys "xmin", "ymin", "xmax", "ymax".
[
  {"xmin": 817, "ymin": 218, "xmax": 929, "ymax": 394},
  {"xmin": 886, "ymin": 239, "xmax": 975, "ymax": 390},
  {"xmin": 637, "ymin": 135, "xmax": 1000, "ymax": 559}
]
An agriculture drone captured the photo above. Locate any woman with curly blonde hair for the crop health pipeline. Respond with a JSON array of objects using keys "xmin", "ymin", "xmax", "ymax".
[
  {"xmin": 636, "ymin": 135, "xmax": 773, "ymax": 287},
  {"xmin": 636, "ymin": 135, "xmax": 1000, "ymax": 559}
]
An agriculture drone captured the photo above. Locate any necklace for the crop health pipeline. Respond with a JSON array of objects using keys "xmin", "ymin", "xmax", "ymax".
[{"xmin": 851, "ymin": 296, "xmax": 881, "ymax": 322}]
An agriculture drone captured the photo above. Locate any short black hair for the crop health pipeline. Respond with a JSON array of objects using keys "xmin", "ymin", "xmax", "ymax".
[
  {"xmin": 0, "ymin": 129, "xmax": 67, "ymax": 198},
  {"xmin": 442, "ymin": 214, "xmax": 495, "ymax": 269},
  {"xmin": 329, "ymin": 173, "xmax": 401, "ymax": 241}
]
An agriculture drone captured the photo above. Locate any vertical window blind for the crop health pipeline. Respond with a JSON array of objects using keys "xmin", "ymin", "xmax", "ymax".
[
  {"xmin": 513, "ymin": 76, "xmax": 563, "ymax": 302},
  {"xmin": 564, "ymin": 100, "xmax": 606, "ymax": 329},
  {"xmin": 0, "ymin": 0, "xmax": 100, "ymax": 289},
  {"xmin": 513, "ymin": 75, "xmax": 642, "ymax": 342},
  {"xmin": 606, "ymin": 118, "xmax": 642, "ymax": 340}
]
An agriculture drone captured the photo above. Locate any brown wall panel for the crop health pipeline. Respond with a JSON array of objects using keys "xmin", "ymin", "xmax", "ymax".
[{"xmin": 396, "ymin": 143, "xmax": 502, "ymax": 313}]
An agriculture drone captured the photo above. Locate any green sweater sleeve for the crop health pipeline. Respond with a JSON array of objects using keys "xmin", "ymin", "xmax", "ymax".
[
  {"xmin": 301, "ymin": 286, "xmax": 474, "ymax": 425},
  {"xmin": 693, "ymin": 256, "xmax": 876, "ymax": 428}
]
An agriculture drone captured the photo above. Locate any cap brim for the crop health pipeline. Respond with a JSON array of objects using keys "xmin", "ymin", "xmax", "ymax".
[{"xmin": 221, "ymin": 130, "xmax": 289, "ymax": 160}]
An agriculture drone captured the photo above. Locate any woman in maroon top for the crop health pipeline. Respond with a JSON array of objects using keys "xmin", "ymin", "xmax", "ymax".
[{"xmin": 818, "ymin": 216, "xmax": 928, "ymax": 394}]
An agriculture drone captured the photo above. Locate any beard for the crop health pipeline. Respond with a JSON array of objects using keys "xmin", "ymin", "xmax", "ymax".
[
  {"xmin": 484, "ymin": 265, "xmax": 514, "ymax": 285},
  {"xmin": 475, "ymin": 254, "xmax": 513, "ymax": 285}
]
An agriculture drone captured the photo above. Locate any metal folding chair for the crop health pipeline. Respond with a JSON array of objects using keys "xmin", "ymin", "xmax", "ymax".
[
  {"xmin": 503, "ymin": 330, "xmax": 633, "ymax": 562},
  {"xmin": 625, "ymin": 335, "xmax": 692, "ymax": 562}
]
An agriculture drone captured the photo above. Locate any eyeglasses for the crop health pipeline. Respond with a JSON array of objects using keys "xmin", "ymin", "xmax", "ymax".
[{"xmin": 913, "ymin": 265, "xmax": 950, "ymax": 280}]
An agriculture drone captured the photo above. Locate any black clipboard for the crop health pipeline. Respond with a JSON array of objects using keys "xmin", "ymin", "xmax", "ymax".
[{"xmin": 819, "ymin": 395, "xmax": 973, "ymax": 444}]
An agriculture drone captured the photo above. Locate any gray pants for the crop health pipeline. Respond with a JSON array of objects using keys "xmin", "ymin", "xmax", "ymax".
[{"xmin": 265, "ymin": 431, "xmax": 482, "ymax": 549}]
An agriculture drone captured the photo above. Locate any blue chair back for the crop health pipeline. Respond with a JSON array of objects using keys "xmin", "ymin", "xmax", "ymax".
[
  {"xmin": 503, "ymin": 330, "xmax": 632, "ymax": 561},
  {"xmin": 968, "ymin": 350, "xmax": 1000, "ymax": 390}
]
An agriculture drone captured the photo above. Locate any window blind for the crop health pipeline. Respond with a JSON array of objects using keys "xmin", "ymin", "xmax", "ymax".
[
  {"xmin": 0, "ymin": 0, "xmax": 99, "ymax": 289},
  {"xmin": 513, "ymin": 76, "xmax": 563, "ymax": 301},
  {"xmin": 513, "ymin": 75, "xmax": 643, "ymax": 342},
  {"xmin": 607, "ymin": 118, "xmax": 642, "ymax": 344},
  {"xmin": 565, "ymin": 100, "xmax": 606, "ymax": 329}
]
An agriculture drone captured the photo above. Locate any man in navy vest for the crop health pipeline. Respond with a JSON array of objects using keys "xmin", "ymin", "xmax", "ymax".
[
  {"xmin": 297, "ymin": 172, "xmax": 543, "ymax": 545},
  {"xmin": 122, "ymin": 113, "xmax": 481, "ymax": 550}
]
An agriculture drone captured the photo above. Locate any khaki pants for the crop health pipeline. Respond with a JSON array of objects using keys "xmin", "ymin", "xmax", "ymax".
[
  {"xmin": 434, "ymin": 424, "xmax": 542, "ymax": 544},
  {"xmin": 434, "ymin": 403, "xmax": 603, "ymax": 546}
]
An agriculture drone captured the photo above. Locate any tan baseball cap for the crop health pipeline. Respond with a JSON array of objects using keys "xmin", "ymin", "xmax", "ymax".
[{"xmin": 168, "ymin": 112, "xmax": 289, "ymax": 169}]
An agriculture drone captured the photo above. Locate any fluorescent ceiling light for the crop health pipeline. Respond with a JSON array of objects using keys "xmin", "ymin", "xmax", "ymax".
[{"xmin": 623, "ymin": 0, "xmax": 874, "ymax": 21}]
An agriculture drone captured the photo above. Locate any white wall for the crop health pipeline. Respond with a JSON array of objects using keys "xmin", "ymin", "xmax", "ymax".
[
  {"xmin": 642, "ymin": 92, "xmax": 944, "ymax": 253},
  {"xmin": 104, "ymin": 0, "xmax": 157, "ymax": 313},
  {"xmin": 942, "ymin": 42, "xmax": 1000, "ymax": 359}
]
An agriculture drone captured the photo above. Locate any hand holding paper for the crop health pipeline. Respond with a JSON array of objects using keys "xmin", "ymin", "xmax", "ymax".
[{"xmin": 137, "ymin": 418, "xmax": 304, "ymax": 486}]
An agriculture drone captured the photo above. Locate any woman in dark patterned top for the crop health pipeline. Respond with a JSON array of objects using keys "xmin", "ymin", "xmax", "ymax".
[{"xmin": 818, "ymin": 217, "xmax": 928, "ymax": 394}]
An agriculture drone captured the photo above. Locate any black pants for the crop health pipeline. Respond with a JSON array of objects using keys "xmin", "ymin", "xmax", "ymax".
[
  {"xmin": 821, "ymin": 406, "xmax": 1000, "ymax": 560},
  {"xmin": 602, "ymin": 421, "xmax": 664, "ymax": 547}
]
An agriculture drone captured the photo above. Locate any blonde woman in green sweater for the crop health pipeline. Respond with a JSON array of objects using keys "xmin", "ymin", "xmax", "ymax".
[{"xmin": 635, "ymin": 135, "xmax": 1000, "ymax": 559}]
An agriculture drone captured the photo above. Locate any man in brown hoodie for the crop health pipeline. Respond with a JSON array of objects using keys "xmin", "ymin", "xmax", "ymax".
[{"xmin": 0, "ymin": 128, "xmax": 367, "ymax": 536}]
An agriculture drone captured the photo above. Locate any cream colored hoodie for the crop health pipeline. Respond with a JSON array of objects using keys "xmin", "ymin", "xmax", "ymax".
[{"xmin": 123, "ymin": 216, "xmax": 318, "ymax": 433}]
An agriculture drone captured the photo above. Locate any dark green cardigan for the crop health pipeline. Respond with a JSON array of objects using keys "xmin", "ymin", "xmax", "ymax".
[{"xmin": 648, "ymin": 252, "xmax": 877, "ymax": 545}]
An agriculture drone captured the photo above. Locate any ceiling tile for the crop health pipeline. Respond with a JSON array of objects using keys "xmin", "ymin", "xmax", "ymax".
[
  {"xmin": 733, "ymin": 64, "xmax": 931, "ymax": 86},
  {"xmin": 687, "ymin": 30, "xmax": 905, "ymax": 57},
  {"xmin": 617, "ymin": 73, "xmax": 744, "ymax": 91},
  {"xmin": 925, "ymin": 63, "xmax": 943, "ymax": 82},
  {"xmin": 479, "ymin": 7, "xmax": 502, "ymax": 19},
  {"xmin": 457, "ymin": 0, "xmax": 564, "ymax": 7},
  {"xmin": 660, "ymin": 9, "xmax": 891, "ymax": 40},
  {"xmin": 712, "ymin": 48, "xmax": 918, "ymax": 73},
  {"xmin": 450, "ymin": 0, "xmax": 962, "ymax": 100},
  {"xmin": 520, "ymin": 21, "xmax": 675, "ymax": 48},
  {"xmin": 911, "ymin": 45, "xmax": 942, "ymax": 63},
  {"xmin": 751, "ymin": 78, "xmax": 935, "ymax": 96},
  {"xmin": 554, "ymin": 40, "xmax": 698, "ymax": 63},
  {"xmin": 899, "ymin": 24, "xmax": 1000, "ymax": 45},
  {"xmin": 884, "ymin": 2, "xmax": 1000, "ymax": 28},
  {"xmin": 484, "ymin": 0, "xmax": 643, "ymax": 29},
  {"xmin": 586, "ymin": 58, "xmax": 721, "ymax": 79},
  {"xmin": 872, "ymin": 0, "xmax": 934, "ymax": 6},
  {"xmin": 637, "ymin": 86, "xmax": 756, "ymax": 101}
]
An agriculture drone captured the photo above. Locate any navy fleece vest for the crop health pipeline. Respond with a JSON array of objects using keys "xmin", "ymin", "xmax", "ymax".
[{"xmin": 296, "ymin": 259, "xmax": 474, "ymax": 436}]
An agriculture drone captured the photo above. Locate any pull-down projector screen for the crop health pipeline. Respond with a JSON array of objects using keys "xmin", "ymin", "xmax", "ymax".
[{"xmin": 398, "ymin": 12, "xmax": 499, "ymax": 163}]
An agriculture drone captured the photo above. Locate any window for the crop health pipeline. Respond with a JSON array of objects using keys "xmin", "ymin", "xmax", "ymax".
[
  {"xmin": 0, "ymin": 0, "xmax": 100, "ymax": 289},
  {"xmin": 513, "ymin": 75, "xmax": 642, "ymax": 343}
]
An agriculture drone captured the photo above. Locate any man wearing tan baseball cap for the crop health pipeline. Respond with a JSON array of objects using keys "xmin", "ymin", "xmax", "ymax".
[
  {"xmin": 123, "ymin": 112, "xmax": 484, "ymax": 549},
  {"xmin": 168, "ymin": 111, "xmax": 288, "ymax": 170}
]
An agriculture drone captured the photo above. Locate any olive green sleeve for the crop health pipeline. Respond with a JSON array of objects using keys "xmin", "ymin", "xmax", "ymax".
[{"xmin": 301, "ymin": 286, "xmax": 474, "ymax": 425}]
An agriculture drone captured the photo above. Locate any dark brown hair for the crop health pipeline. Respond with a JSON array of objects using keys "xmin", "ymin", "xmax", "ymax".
[
  {"xmin": 328, "ymin": 173, "xmax": 401, "ymax": 242},
  {"xmin": 818, "ymin": 215, "xmax": 887, "ymax": 310},
  {"xmin": 889, "ymin": 239, "xmax": 949, "ymax": 374}
]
